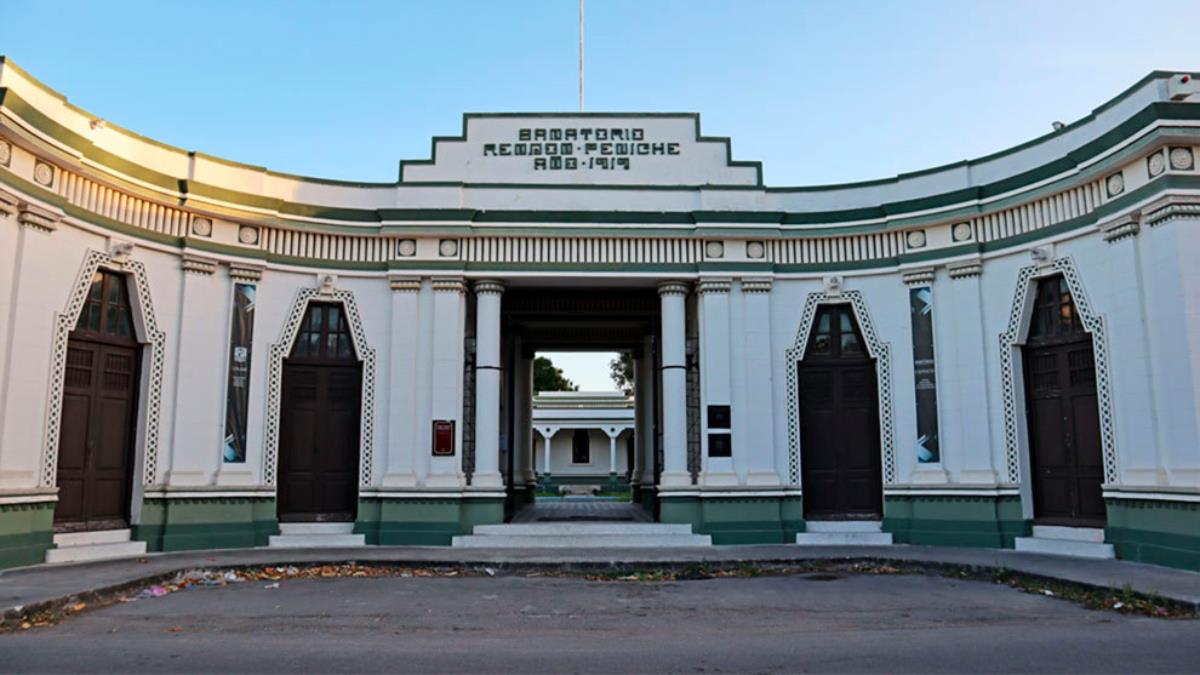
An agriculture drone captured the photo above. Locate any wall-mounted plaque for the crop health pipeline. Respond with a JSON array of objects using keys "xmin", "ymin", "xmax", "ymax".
[{"xmin": 432, "ymin": 420, "xmax": 456, "ymax": 456}]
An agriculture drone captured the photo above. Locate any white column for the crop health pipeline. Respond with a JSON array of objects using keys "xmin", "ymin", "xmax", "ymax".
[
  {"xmin": 165, "ymin": 255, "xmax": 224, "ymax": 487},
  {"xmin": 948, "ymin": 262, "xmax": 999, "ymax": 483},
  {"xmin": 606, "ymin": 428, "xmax": 619, "ymax": 475},
  {"xmin": 472, "ymin": 280, "xmax": 504, "ymax": 488},
  {"xmin": 742, "ymin": 278, "xmax": 781, "ymax": 486},
  {"xmin": 1093, "ymin": 217, "xmax": 1161, "ymax": 485},
  {"xmin": 697, "ymin": 277, "xmax": 737, "ymax": 486},
  {"xmin": 383, "ymin": 276, "xmax": 420, "ymax": 487},
  {"xmin": 658, "ymin": 281, "xmax": 690, "ymax": 487},
  {"xmin": 0, "ymin": 202, "xmax": 62, "ymax": 488},
  {"xmin": 426, "ymin": 277, "xmax": 466, "ymax": 488},
  {"xmin": 538, "ymin": 428, "xmax": 555, "ymax": 475}
]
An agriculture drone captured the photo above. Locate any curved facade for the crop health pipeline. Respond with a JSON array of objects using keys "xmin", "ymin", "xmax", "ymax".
[{"xmin": 2, "ymin": 57, "xmax": 1199, "ymax": 569}]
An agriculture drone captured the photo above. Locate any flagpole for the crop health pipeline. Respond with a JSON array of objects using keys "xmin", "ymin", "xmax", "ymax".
[{"xmin": 579, "ymin": 0, "xmax": 585, "ymax": 112}]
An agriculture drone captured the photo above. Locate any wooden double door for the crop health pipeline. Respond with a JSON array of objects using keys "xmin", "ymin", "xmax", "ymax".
[
  {"xmin": 1023, "ymin": 276, "xmax": 1106, "ymax": 526},
  {"xmin": 277, "ymin": 303, "xmax": 361, "ymax": 522},
  {"xmin": 798, "ymin": 305, "xmax": 883, "ymax": 520},
  {"xmin": 55, "ymin": 271, "xmax": 140, "ymax": 532}
]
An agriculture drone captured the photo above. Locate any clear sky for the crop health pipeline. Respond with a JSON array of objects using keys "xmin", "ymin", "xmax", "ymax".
[{"xmin": 2, "ymin": 0, "xmax": 1195, "ymax": 388}]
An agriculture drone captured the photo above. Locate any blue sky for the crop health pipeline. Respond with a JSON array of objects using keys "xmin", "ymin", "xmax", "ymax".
[{"xmin": 3, "ymin": 0, "xmax": 1195, "ymax": 389}]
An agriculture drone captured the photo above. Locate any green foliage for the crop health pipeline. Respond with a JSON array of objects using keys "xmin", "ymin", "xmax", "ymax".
[
  {"xmin": 533, "ymin": 356, "xmax": 577, "ymax": 393},
  {"xmin": 609, "ymin": 351, "xmax": 634, "ymax": 395}
]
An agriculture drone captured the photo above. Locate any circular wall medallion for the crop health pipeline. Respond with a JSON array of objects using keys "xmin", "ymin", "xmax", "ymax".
[
  {"xmin": 237, "ymin": 225, "xmax": 259, "ymax": 245},
  {"xmin": 397, "ymin": 239, "xmax": 417, "ymax": 257},
  {"xmin": 704, "ymin": 241, "xmax": 724, "ymax": 258},
  {"xmin": 1169, "ymin": 147, "xmax": 1194, "ymax": 170},
  {"xmin": 190, "ymin": 217, "xmax": 213, "ymax": 237},
  {"xmin": 1106, "ymin": 172, "xmax": 1125, "ymax": 197},
  {"xmin": 905, "ymin": 230, "xmax": 927, "ymax": 249},
  {"xmin": 745, "ymin": 241, "xmax": 765, "ymax": 259},
  {"xmin": 0, "ymin": 142, "xmax": 10, "ymax": 166},
  {"xmin": 1148, "ymin": 153, "xmax": 1166, "ymax": 177},
  {"xmin": 33, "ymin": 161, "xmax": 54, "ymax": 187},
  {"xmin": 438, "ymin": 239, "xmax": 459, "ymax": 257},
  {"xmin": 951, "ymin": 222, "xmax": 973, "ymax": 242}
]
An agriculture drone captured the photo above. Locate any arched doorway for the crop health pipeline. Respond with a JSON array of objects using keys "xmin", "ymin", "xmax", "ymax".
[
  {"xmin": 277, "ymin": 302, "xmax": 362, "ymax": 522},
  {"xmin": 54, "ymin": 270, "xmax": 140, "ymax": 532},
  {"xmin": 798, "ymin": 304, "xmax": 883, "ymax": 521},
  {"xmin": 1023, "ymin": 275, "xmax": 1105, "ymax": 526}
]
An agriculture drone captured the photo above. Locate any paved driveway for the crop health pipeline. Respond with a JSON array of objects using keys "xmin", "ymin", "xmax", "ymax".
[{"xmin": 2, "ymin": 572, "xmax": 1195, "ymax": 673}]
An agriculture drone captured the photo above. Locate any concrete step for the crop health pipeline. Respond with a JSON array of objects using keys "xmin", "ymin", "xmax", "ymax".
[
  {"xmin": 268, "ymin": 533, "xmax": 366, "ymax": 548},
  {"xmin": 795, "ymin": 531, "xmax": 894, "ymax": 546},
  {"xmin": 452, "ymin": 533, "xmax": 712, "ymax": 548},
  {"xmin": 45, "ymin": 539, "xmax": 147, "ymax": 564},
  {"xmin": 805, "ymin": 520, "xmax": 883, "ymax": 533},
  {"xmin": 471, "ymin": 522, "xmax": 695, "ymax": 537},
  {"xmin": 1031, "ymin": 525, "xmax": 1106, "ymax": 543},
  {"xmin": 1015, "ymin": 535, "xmax": 1115, "ymax": 559},
  {"xmin": 278, "ymin": 523, "xmax": 355, "ymax": 535},
  {"xmin": 53, "ymin": 529, "xmax": 132, "ymax": 547}
]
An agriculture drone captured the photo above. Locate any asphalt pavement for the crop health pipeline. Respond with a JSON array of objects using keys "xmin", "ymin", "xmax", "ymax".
[{"xmin": 3, "ymin": 572, "xmax": 1197, "ymax": 673}]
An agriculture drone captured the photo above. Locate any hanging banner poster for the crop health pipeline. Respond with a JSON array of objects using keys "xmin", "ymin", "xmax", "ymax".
[
  {"xmin": 222, "ymin": 283, "xmax": 256, "ymax": 462},
  {"xmin": 909, "ymin": 286, "xmax": 940, "ymax": 463}
]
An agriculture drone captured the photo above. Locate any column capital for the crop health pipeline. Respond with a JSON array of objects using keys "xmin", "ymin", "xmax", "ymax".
[
  {"xmin": 473, "ymin": 279, "xmax": 505, "ymax": 296},
  {"xmin": 181, "ymin": 253, "xmax": 218, "ymax": 275},
  {"xmin": 389, "ymin": 275, "xmax": 422, "ymax": 293},
  {"xmin": 657, "ymin": 280, "xmax": 690, "ymax": 297},
  {"xmin": 1097, "ymin": 213, "xmax": 1141, "ymax": 243},
  {"xmin": 901, "ymin": 267, "xmax": 936, "ymax": 286},
  {"xmin": 696, "ymin": 277, "xmax": 733, "ymax": 295},
  {"xmin": 18, "ymin": 203, "xmax": 61, "ymax": 233},
  {"xmin": 0, "ymin": 188, "xmax": 18, "ymax": 219},
  {"xmin": 741, "ymin": 277, "xmax": 773, "ymax": 294},
  {"xmin": 229, "ymin": 263, "xmax": 265, "ymax": 282},
  {"xmin": 947, "ymin": 260, "xmax": 983, "ymax": 280},
  {"xmin": 431, "ymin": 277, "xmax": 467, "ymax": 294}
]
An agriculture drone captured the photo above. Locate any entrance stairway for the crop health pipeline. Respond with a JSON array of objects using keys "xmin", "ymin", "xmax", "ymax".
[
  {"xmin": 45, "ymin": 529, "xmax": 147, "ymax": 564},
  {"xmin": 794, "ymin": 520, "xmax": 894, "ymax": 545},
  {"xmin": 453, "ymin": 501, "xmax": 711, "ymax": 547},
  {"xmin": 453, "ymin": 522, "xmax": 711, "ymax": 548},
  {"xmin": 1014, "ymin": 525, "xmax": 1115, "ymax": 559},
  {"xmin": 268, "ymin": 523, "xmax": 365, "ymax": 548}
]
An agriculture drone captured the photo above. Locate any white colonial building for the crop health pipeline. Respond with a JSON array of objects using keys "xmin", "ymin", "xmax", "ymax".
[
  {"xmin": 0, "ymin": 57, "xmax": 1199, "ymax": 568},
  {"xmin": 531, "ymin": 391, "xmax": 634, "ymax": 491}
]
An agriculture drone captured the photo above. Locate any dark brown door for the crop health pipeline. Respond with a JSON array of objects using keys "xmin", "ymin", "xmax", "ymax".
[
  {"xmin": 278, "ymin": 303, "xmax": 361, "ymax": 522},
  {"xmin": 798, "ymin": 305, "xmax": 883, "ymax": 520},
  {"xmin": 55, "ymin": 271, "xmax": 140, "ymax": 532},
  {"xmin": 1024, "ymin": 276, "xmax": 1106, "ymax": 526}
]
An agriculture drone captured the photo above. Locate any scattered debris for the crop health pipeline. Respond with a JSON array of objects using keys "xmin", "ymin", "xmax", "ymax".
[{"xmin": 2, "ymin": 559, "xmax": 1194, "ymax": 633}]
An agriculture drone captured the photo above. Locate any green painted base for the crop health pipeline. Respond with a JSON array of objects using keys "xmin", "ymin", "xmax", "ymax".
[
  {"xmin": 883, "ymin": 495, "xmax": 1028, "ymax": 549},
  {"xmin": 135, "ymin": 497, "xmax": 277, "ymax": 552},
  {"xmin": 659, "ymin": 495, "xmax": 803, "ymax": 544},
  {"xmin": 355, "ymin": 497, "xmax": 505, "ymax": 546},
  {"xmin": 0, "ymin": 501, "xmax": 55, "ymax": 569},
  {"xmin": 1106, "ymin": 498, "xmax": 1200, "ymax": 571}
]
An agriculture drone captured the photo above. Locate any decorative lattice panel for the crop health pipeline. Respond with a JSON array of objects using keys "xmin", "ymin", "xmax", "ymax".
[
  {"xmin": 262, "ymin": 287, "xmax": 377, "ymax": 487},
  {"xmin": 999, "ymin": 257, "xmax": 1118, "ymax": 485},
  {"xmin": 784, "ymin": 289, "xmax": 895, "ymax": 488},
  {"xmin": 41, "ymin": 250, "xmax": 166, "ymax": 488}
]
